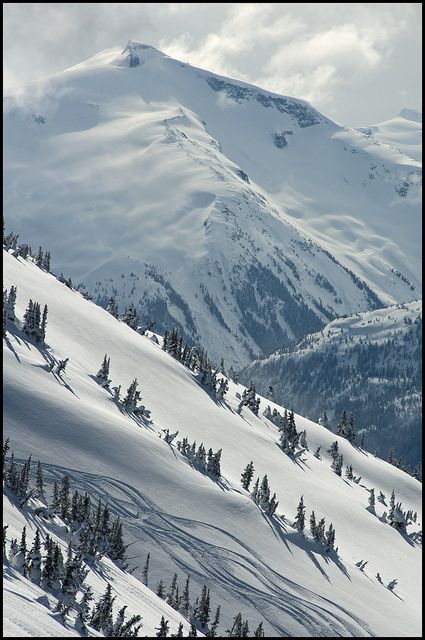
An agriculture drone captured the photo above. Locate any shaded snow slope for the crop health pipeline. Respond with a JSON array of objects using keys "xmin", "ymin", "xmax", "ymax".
[
  {"xmin": 4, "ymin": 250, "xmax": 422, "ymax": 637},
  {"xmin": 358, "ymin": 109, "xmax": 422, "ymax": 162},
  {"xmin": 242, "ymin": 301, "xmax": 422, "ymax": 467},
  {"xmin": 3, "ymin": 42, "xmax": 421, "ymax": 366}
]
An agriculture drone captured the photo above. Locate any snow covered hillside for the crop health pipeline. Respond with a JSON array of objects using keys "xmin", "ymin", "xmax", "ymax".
[
  {"xmin": 242, "ymin": 302, "xmax": 422, "ymax": 469},
  {"xmin": 3, "ymin": 42, "xmax": 421, "ymax": 366},
  {"xmin": 358, "ymin": 109, "xmax": 422, "ymax": 162},
  {"xmin": 3, "ymin": 249, "xmax": 422, "ymax": 637}
]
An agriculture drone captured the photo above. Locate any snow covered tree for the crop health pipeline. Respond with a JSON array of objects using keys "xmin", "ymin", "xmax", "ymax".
[
  {"xmin": 315, "ymin": 517, "xmax": 326, "ymax": 543},
  {"xmin": 313, "ymin": 446, "xmax": 321, "ymax": 460},
  {"xmin": 39, "ymin": 304, "xmax": 48, "ymax": 343},
  {"xmin": 55, "ymin": 358, "xmax": 69, "ymax": 375},
  {"xmin": 331, "ymin": 453, "xmax": 343, "ymax": 476},
  {"xmin": 327, "ymin": 441, "xmax": 339, "ymax": 461},
  {"xmin": 207, "ymin": 449, "xmax": 222, "ymax": 479},
  {"xmin": 122, "ymin": 378, "xmax": 141, "ymax": 412},
  {"xmin": 250, "ymin": 477, "xmax": 260, "ymax": 504},
  {"xmin": 12, "ymin": 526, "xmax": 28, "ymax": 577},
  {"xmin": 368, "ymin": 488, "xmax": 376, "ymax": 513},
  {"xmin": 3, "ymin": 289, "xmax": 7, "ymax": 336},
  {"xmin": 325, "ymin": 523, "xmax": 335, "ymax": 552},
  {"xmin": 254, "ymin": 621, "xmax": 265, "ymax": 637},
  {"xmin": 241, "ymin": 461, "xmax": 254, "ymax": 491},
  {"xmin": 345, "ymin": 414, "xmax": 356, "ymax": 443},
  {"xmin": 59, "ymin": 475, "xmax": 71, "ymax": 521},
  {"xmin": 166, "ymin": 573, "xmax": 178, "ymax": 607},
  {"xmin": 336, "ymin": 411, "xmax": 347, "ymax": 438},
  {"xmin": 226, "ymin": 613, "xmax": 243, "ymax": 637},
  {"xmin": 156, "ymin": 616, "xmax": 170, "ymax": 637},
  {"xmin": 267, "ymin": 493, "xmax": 279, "ymax": 517},
  {"xmin": 172, "ymin": 622, "xmax": 184, "ymax": 638},
  {"xmin": 387, "ymin": 578, "xmax": 398, "ymax": 591},
  {"xmin": 388, "ymin": 490, "xmax": 396, "ymax": 526},
  {"xmin": 76, "ymin": 586, "xmax": 94, "ymax": 634},
  {"xmin": 43, "ymin": 251, "xmax": 51, "ymax": 272},
  {"xmin": 299, "ymin": 430, "xmax": 308, "ymax": 450},
  {"xmin": 96, "ymin": 354, "xmax": 111, "ymax": 388},
  {"xmin": 293, "ymin": 496, "xmax": 306, "ymax": 533},
  {"xmin": 266, "ymin": 386, "xmax": 274, "ymax": 401},
  {"xmin": 35, "ymin": 247, "xmax": 44, "ymax": 268},
  {"xmin": 122, "ymin": 304, "xmax": 139, "ymax": 330},
  {"xmin": 6, "ymin": 286, "xmax": 17, "ymax": 322},
  {"xmin": 257, "ymin": 475, "xmax": 270, "ymax": 507},
  {"xmin": 216, "ymin": 377, "xmax": 229, "ymax": 400},
  {"xmin": 196, "ymin": 584, "xmax": 211, "ymax": 626},
  {"xmin": 345, "ymin": 465, "xmax": 354, "ymax": 480},
  {"xmin": 90, "ymin": 583, "xmax": 116, "ymax": 635},
  {"xmin": 22, "ymin": 299, "xmax": 35, "ymax": 338},
  {"xmin": 27, "ymin": 529, "xmax": 42, "ymax": 584},
  {"xmin": 309, "ymin": 511, "xmax": 317, "ymax": 538},
  {"xmin": 107, "ymin": 297, "xmax": 119, "ymax": 318}
]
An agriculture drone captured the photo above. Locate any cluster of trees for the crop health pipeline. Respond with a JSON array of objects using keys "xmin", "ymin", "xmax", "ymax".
[
  {"xmin": 335, "ymin": 411, "xmax": 356, "ymax": 443},
  {"xmin": 308, "ymin": 506, "xmax": 337, "ymax": 552},
  {"xmin": 263, "ymin": 406, "xmax": 308, "ymax": 457},
  {"xmin": 241, "ymin": 466, "xmax": 279, "ymax": 518},
  {"xmin": 237, "ymin": 384, "xmax": 260, "ymax": 415},
  {"xmin": 327, "ymin": 441, "xmax": 344, "ymax": 476},
  {"xmin": 94, "ymin": 355, "xmax": 152, "ymax": 420},
  {"xmin": 175, "ymin": 435, "xmax": 222, "ymax": 479},
  {"xmin": 155, "ymin": 572, "xmax": 264, "ymax": 637},
  {"xmin": 106, "ymin": 296, "xmax": 155, "ymax": 337},
  {"xmin": 3, "ymin": 285, "xmax": 48, "ymax": 345},
  {"xmin": 3, "ymin": 227, "xmax": 51, "ymax": 272}
]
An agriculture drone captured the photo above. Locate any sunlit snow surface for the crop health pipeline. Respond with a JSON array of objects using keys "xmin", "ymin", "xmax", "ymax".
[{"xmin": 3, "ymin": 250, "xmax": 422, "ymax": 637}]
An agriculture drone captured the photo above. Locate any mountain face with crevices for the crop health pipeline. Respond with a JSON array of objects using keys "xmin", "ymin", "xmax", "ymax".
[{"xmin": 3, "ymin": 41, "xmax": 421, "ymax": 366}]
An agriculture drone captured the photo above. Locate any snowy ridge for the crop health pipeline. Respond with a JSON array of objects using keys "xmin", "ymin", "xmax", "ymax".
[
  {"xmin": 3, "ymin": 249, "xmax": 422, "ymax": 637},
  {"xmin": 3, "ymin": 42, "xmax": 421, "ymax": 367},
  {"xmin": 358, "ymin": 109, "xmax": 422, "ymax": 162},
  {"xmin": 242, "ymin": 301, "xmax": 422, "ymax": 467}
]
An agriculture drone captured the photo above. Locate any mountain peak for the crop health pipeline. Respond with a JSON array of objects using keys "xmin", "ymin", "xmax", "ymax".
[{"xmin": 398, "ymin": 108, "xmax": 422, "ymax": 123}]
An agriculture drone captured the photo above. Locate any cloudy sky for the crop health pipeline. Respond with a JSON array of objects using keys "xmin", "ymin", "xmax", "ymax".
[{"xmin": 3, "ymin": 3, "xmax": 422, "ymax": 126}]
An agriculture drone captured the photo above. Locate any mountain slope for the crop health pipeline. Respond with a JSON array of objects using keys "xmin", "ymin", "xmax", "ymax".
[
  {"xmin": 358, "ymin": 109, "xmax": 422, "ymax": 162},
  {"xmin": 3, "ymin": 249, "xmax": 422, "ymax": 637},
  {"xmin": 242, "ymin": 301, "xmax": 422, "ymax": 467},
  {"xmin": 3, "ymin": 42, "xmax": 421, "ymax": 366}
]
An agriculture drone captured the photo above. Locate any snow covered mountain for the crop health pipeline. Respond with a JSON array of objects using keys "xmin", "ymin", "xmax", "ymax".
[
  {"xmin": 358, "ymin": 109, "xmax": 422, "ymax": 162},
  {"xmin": 3, "ymin": 249, "xmax": 422, "ymax": 637},
  {"xmin": 242, "ymin": 301, "xmax": 422, "ymax": 468},
  {"xmin": 3, "ymin": 42, "xmax": 422, "ymax": 366}
]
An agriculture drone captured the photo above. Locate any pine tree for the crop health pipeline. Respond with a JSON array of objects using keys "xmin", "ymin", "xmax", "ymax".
[
  {"xmin": 156, "ymin": 580, "xmax": 165, "ymax": 599},
  {"xmin": 388, "ymin": 490, "xmax": 396, "ymax": 526},
  {"xmin": 142, "ymin": 552, "xmax": 150, "ymax": 586},
  {"xmin": 172, "ymin": 622, "xmax": 184, "ymax": 638},
  {"xmin": 336, "ymin": 410, "xmax": 347, "ymax": 438},
  {"xmin": 196, "ymin": 584, "xmax": 210, "ymax": 626},
  {"xmin": 106, "ymin": 297, "xmax": 119, "ymax": 318},
  {"xmin": 122, "ymin": 303, "xmax": 139, "ymax": 330},
  {"xmin": 188, "ymin": 623, "xmax": 198, "ymax": 636},
  {"xmin": 3, "ymin": 289, "xmax": 7, "ymax": 336},
  {"xmin": 180, "ymin": 574, "xmax": 191, "ymax": 617},
  {"xmin": 166, "ymin": 573, "xmax": 178, "ymax": 607},
  {"xmin": 206, "ymin": 605, "xmax": 221, "ymax": 637},
  {"xmin": 227, "ymin": 612, "xmax": 243, "ymax": 637},
  {"xmin": 28, "ymin": 529, "xmax": 42, "ymax": 584},
  {"xmin": 77, "ymin": 585, "xmax": 94, "ymax": 633},
  {"xmin": 345, "ymin": 413, "xmax": 356, "ymax": 444},
  {"xmin": 43, "ymin": 251, "xmax": 51, "ymax": 272},
  {"xmin": 123, "ymin": 378, "xmax": 141, "ymax": 412},
  {"xmin": 40, "ymin": 305, "xmax": 48, "ymax": 343},
  {"xmin": 345, "ymin": 465, "xmax": 354, "ymax": 480},
  {"xmin": 156, "ymin": 616, "xmax": 170, "ymax": 637},
  {"xmin": 96, "ymin": 354, "xmax": 111, "ymax": 387},
  {"xmin": 59, "ymin": 475, "xmax": 71, "ymax": 521},
  {"xmin": 35, "ymin": 460, "xmax": 45, "ymax": 499},
  {"xmin": 250, "ymin": 477, "xmax": 260, "ymax": 504},
  {"xmin": 331, "ymin": 453, "xmax": 343, "ymax": 476},
  {"xmin": 35, "ymin": 246, "xmax": 44, "ymax": 268},
  {"xmin": 55, "ymin": 358, "xmax": 69, "ymax": 375},
  {"xmin": 258, "ymin": 475, "xmax": 270, "ymax": 507},
  {"xmin": 241, "ymin": 461, "xmax": 254, "ymax": 491},
  {"xmin": 254, "ymin": 621, "xmax": 265, "ymax": 637},
  {"xmin": 293, "ymin": 496, "xmax": 306, "ymax": 533},
  {"xmin": 6, "ymin": 286, "xmax": 17, "ymax": 321},
  {"xmin": 267, "ymin": 493, "xmax": 279, "ymax": 517},
  {"xmin": 2, "ymin": 437, "xmax": 10, "ymax": 470},
  {"xmin": 327, "ymin": 441, "xmax": 339, "ymax": 461},
  {"xmin": 313, "ymin": 446, "xmax": 321, "ymax": 459},
  {"xmin": 315, "ymin": 517, "xmax": 326, "ymax": 543},
  {"xmin": 325, "ymin": 523, "xmax": 335, "ymax": 552},
  {"xmin": 22, "ymin": 299, "xmax": 35, "ymax": 338},
  {"xmin": 90, "ymin": 583, "xmax": 115, "ymax": 634},
  {"xmin": 368, "ymin": 488, "xmax": 376, "ymax": 512},
  {"xmin": 309, "ymin": 511, "xmax": 317, "ymax": 538}
]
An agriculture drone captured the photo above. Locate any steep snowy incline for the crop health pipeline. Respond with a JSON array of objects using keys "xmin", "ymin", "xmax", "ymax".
[
  {"xmin": 3, "ymin": 250, "xmax": 422, "ymax": 637},
  {"xmin": 358, "ymin": 109, "xmax": 422, "ymax": 162},
  {"xmin": 3, "ymin": 42, "xmax": 421, "ymax": 366},
  {"xmin": 242, "ymin": 301, "xmax": 422, "ymax": 467}
]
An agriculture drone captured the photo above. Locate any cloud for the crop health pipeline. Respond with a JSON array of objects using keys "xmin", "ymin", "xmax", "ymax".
[{"xmin": 3, "ymin": 3, "xmax": 422, "ymax": 126}]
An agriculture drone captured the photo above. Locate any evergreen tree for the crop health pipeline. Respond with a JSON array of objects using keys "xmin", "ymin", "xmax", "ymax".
[
  {"xmin": 368, "ymin": 488, "xmax": 376, "ymax": 512},
  {"xmin": 315, "ymin": 518, "xmax": 326, "ymax": 543},
  {"xmin": 96, "ymin": 354, "xmax": 111, "ymax": 387},
  {"xmin": 254, "ymin": 621, "xmax": 265, "ymax": 637},
  {"xmin": 267, "ymin": 493, "xmax": 279, "ymax": 517},
  {"xmin": 388, "ymin": 490, "xmax": 396, "ymax": 526},
  {"xmin": 3, "ymin": 437, "xmax": 10, "ymax": 470},
  {"xmin": 166, "ymin": 573, "xmax": 178, "ymax": 607},
  {"xmin": 345, "ymin": 414, "xmax": 356, "ymax": 443},
  {"xmin": 40, "ymin": 305, "xmax": 48, "ymax": 343},
  {"xmin": 206, "ymin": 605, "xmax": 221, "ymax": 637},
  {"xmin": 196, "ymin": 584, "xmax": 210, "ymax": 626},
  {"xmin": 122, "ymin": 304, "xmax": 139, "ymax": 330},
  {"xmin": 241, "ymin": 461, "xmax": 255, "ymax": 491},
  {"xmin": 336, "ymin": 410, "xmax": 347, "ymax": 438},
  {"xmin": 35, "ymin": 247, "xmax": 44, "ymax": 268},
  {"xmin": 325, "ymin": 523, "xmax": 336, "ymax": 552},
  {"xmin": 90, "ymin": 583, "xmax": 115, "ymax": 635},
  {"xmin": 43, "ymin": 251, "xmax": 51, "ymax": 272},
  {"xmin": 156, "ymin": 580, "xmax": 165, "ymax": 599},
  {"xmin": 55, "ymin": 358, "xmax": 69, "ymax": 375},
  {"xmin": 387, "ymin": 578, "xmax": 398, "ymax": 591},
  {"xmin": 142, "ymin": 552, "xmax": 150, "ymax": 586},
  {"xmin": 309, "ymin": 511, "xmax": 317, "ymax": 537},
  {"xmin": 293, "ymin": 496, "xmax": 306, "ymax": 533},
  {"xmin": 227, "ymin": 613, "xmax": 243, "ymax": 637},
  {"xmin": 6, "ymin": 286, "xmax": 17, "ymax": 321},
  {"xmin": 250, "ymin": 477, "xmax": 260, "ymax": 504},
  {"xmin": 313, "ymin": 446, "xmax": 321, "ymax": 460},
  {"xmin": 345, "ymin": 465, "xmax": 354, "ymax": 480},
  {"xmin": 122, "ymin": 378, "xmax": 141, "ymax": 412},
  {"xmin": 188, "ymin": 623, "xmax": 198, "ymax": 636},
  {"xmin": 331, "ymin": 453, "xmax": 343, "ymax": 476},
  {"xmin": 180, "ymin": 574, "xmax": 191, "ymax": 618},
  {"xmin": 3, "ymin": 289, "xmax": 7, "ymax": 336},
  {"xmin": 107, "ymin": 297, "xmax": 119, "ymax": 318},
  {"xmin": 22, "ymin": 299, "xmax": 35, "ymax": 338},
  {"xmin": 27, "ymin": 529, "xmax": 42, "ymax": 584},
  {"xmin": 172, "ymin": 622, "xmax": 184, "ymax": 638},
  {"xmin": 327, "ymin": 441, "xmax": 339, "ymax": 461},
  {"xmin": 156, "ymin": 616, "xmax": 170, "ymax": 637},
  {"xmin": 35, "ymin": 460, "xmax": 45, "ymax": 499},
  {"xmin": 59, "ymin": 475, "xmax": 71, "ymax": 521}
]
